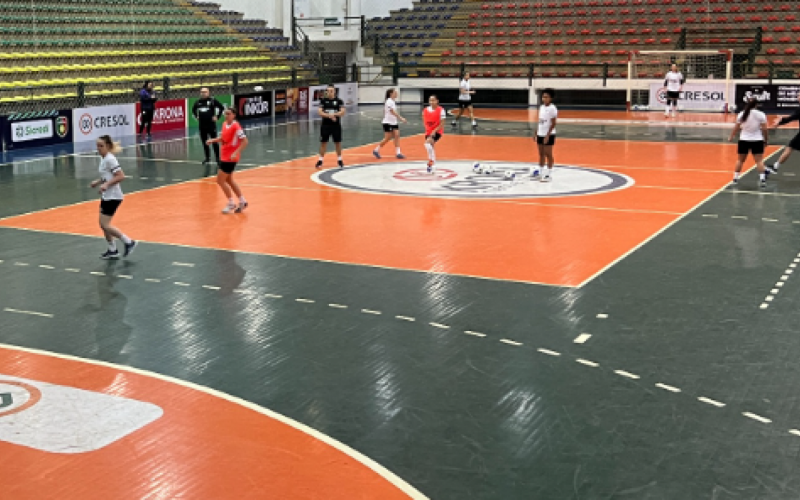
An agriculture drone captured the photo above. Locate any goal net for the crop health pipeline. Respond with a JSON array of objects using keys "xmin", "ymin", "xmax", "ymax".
[{"xmin": 627, "ymin": 50, "xmax": 733, "ymax": 112}]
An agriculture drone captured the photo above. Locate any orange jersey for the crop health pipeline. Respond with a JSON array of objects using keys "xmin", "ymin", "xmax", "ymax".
[
  {"xmin": 423, "ymin": 106, "xmax": 446, "ymax": 135},
  {"xmin": 220, "ymin": 121, "xmax": 246, "ymax": 162}
]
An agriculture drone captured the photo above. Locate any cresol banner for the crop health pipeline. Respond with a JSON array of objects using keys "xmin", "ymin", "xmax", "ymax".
[
  {"xmin": 648, "ymin": 82, "xmax": 728, "ymax": 111},
  {"xmin": 73, "ymin": 104, "xmax": 136, "ymax": 143},
  {"xmin": 2, "ymin": 110, "xmax": 72, "ymax": 150},
  {"xmin": 233, "ymin": 90, "xmax": 274, "ymax": 121},
  {"xmin": 136, "ymin": 98, "xmax": 187, "ymax": 133}
]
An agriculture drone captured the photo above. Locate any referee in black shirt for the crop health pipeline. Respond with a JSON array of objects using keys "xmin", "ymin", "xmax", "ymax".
[
  {"xmin": 315, "ymin": 85, "xmax": 346, "ymax": 169},
  {"xmin": 192, "ymin": 87, "xmax": 225, "ymax": 165}
]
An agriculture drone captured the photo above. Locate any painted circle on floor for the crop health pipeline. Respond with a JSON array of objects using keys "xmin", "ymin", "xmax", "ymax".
[
  {"xmin": 0, "ymin": 380, "xmax": 42, "ymax": 417},
  {"xmin": 313, "ymin": 161, "xmax": 634, "ymax": 199}
]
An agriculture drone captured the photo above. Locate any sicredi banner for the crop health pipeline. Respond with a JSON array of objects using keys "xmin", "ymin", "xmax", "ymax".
[
  {"xmin": 73, "ymin": 104, "xmax": 135, "ymax": 143},
  {"xmin": 234, "ymin": 90, "xmax": 273, "ymax": 120},
  {"xmin": 648, "ymin": 82, "xmax": 728, "ymax": 111},
  {"xmin": 2, "ymin": 110, "xmax": 73, "ymax": 150},
  {"xmin": 136, "ymin": 98, "xmax": 187, "ymax": 133},
  {"xmin": 734, "ymin": 84, "xmax": 800, "ymax": 112}
]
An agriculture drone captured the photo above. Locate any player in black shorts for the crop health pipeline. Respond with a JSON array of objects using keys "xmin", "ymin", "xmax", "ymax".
[
  {"xmin": 769, "ymin": 94, "xmax": 800, "ymax": 173},
  {"xmin": 192, "ymin": 87, "xmax": 225, "ymax": 166},
  {"xmin": 315, "ymin": 85, "xmax": 346, "ymax": 169}
]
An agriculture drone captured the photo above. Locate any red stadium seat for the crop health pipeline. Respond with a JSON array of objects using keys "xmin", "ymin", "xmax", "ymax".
[
  {"xmin": 553, "ymin": 39, "xmax": 564, "ymax": 45},
  {"xmin": 469, "ymin": 41, "xmax": 480, "ymax": 47},
  {"xmin": 585, "ymin": 49, "xmax": 596, "ymax": 55},
  {"xmin": 540, "ymin": 49, "xmax": 551, "ymax": 55},
  {"xmin": 660, "ymin": 38, "xmax": 672, "ymax": 44},
  {"xmin": 456, "ymin": 50, "xmax": 466, "ymax": 56},
  {"xmin": 456, "ymin": 41, "xmax": 467, "ymax": 47},
  {"xmin": 556, "ymin": 49, "xmax": 567, "ymax": 55}
]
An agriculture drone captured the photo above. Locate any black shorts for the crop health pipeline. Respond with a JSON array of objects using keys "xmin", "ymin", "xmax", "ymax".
[
  {"xmin": 458, "ymin": 101, "xmax": 472, "ymax": 109},
  {"xmin": 383, "ymin": 123, "xmax": 399, "ymax": 132},
  {"xmin": 425, "ymin": 132, "xmax": 442, "ymax": 142},
  {"xmin": 100, "ymin": 199, "xmax": 122, "ymax": 217},
  {"xmin": 536, "ymin": 135, "xmax": 556, "ymax": 146},
  {"xmin": 738, "ymin": 140, "xmax": 765, "ymax": 155},
  {"xmin": 788, "ymin": 133, "xmax": 800, "ymax": 151},
  {"xmin": 666, "ymin": 91, "xmax": 680, "ymax": 100},
  {"xmin": 219, "ymin": 161, "xmax": 237, "ymax": 174},
  {"xmin": 321, "ymin": 123, "xmax": 343, "ymax": 143}
]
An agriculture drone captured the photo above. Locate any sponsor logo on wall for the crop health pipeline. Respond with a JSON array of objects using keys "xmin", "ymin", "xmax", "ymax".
[
  {"xmin": 735, "ymin": 84, "xmax": 800, "ymax": 112},
  {"xmin": 72, "ymin": 104, "xmax": 136, "ymax": 142},
  {"xmin": 275, "ymin": 90, "xmax": 288, "ymax": 116},
  {"xmin": 12, "ymin": 120, "xmax": 53, "ymax": 143},
  {"xmin": 2, "ymin": 110, "xmax": 73, "ymax": 150},
  {"xmin": 234, "ymin": 91, "xmax": 273, "ymax": 120},
  {"xmin": 135, "ymin": 99, "xmax": 187, "ymax": 132},
  {"xmin": 648, "ymin": 83, "xmax": 727, "ymax": 111}
]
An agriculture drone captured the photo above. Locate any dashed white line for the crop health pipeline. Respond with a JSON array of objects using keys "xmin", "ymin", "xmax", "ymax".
[
  {"xmin": 202, "ymin": 285, "xmax": 220, "ymax": 290},
  {"xmin": 429, "ymin": 322, "xmax": 449, "ymax": 329},
  {"xmin": 742, "ymin": 412, "xmax": 772, "ymax": 424},
  {"xmin": 265, "ymin": 293, "xmax": 283, "ymax": 298},
  {"xmin": 464, "ymin": 330, "xmax": 487, "ymax": 337},
  {"xmin": 500, "ymin": 338, "xmax": 522, "ymax": 346},
  {"xmin": 771, "ymin": 288, "xmax": 780, "ymax": 294},
  {"xmin": 296, "ymin": 298, "xmax": 315, "ymax": 303},
  {"xmin": 766, "ymin": 296, "xmax": 775, "ymax": 302},
  {"xmin": 702, "ymin": 214, "xmax": 719, "ymax": 218},
  {"xmin": 14, "ymin": 262, "xmax": 29, "ymax": 266},
  {"xmin": 537, "ymin": 348, "xmax": 561, "ymax": 357},
  {"xmin": 596, "ymin": 313, "xmax": 608, "ymax": 319},
  {"xmin": 614, "ymin": 370, "xmax": 640, "ymax": 380},
  {"xmin": 233, "ymin": 289, "xmax": 249, "ymax": 294},
  {"xmin": 172, "ymin": 262, "xmax": 195, "ymax": 267},
  {"xmin": 362, "ymin": 309, "xmax": 382, "ymax": 315},
  {"xmin": 146, "ymin": 278, "xmax": 162, "ymax": 283},
  {"xmin": 118, "ymin": 275, "xmax": 133, "ymax": 279},
  {"xmin": 790, "ymin": 429, "xmax": 800, "ymax": 437},
  {"xmin": 776, "ymin": 282, "xmax": 785, "ymax": 287},
  {"xmin": 65, "ymin": 268, "xmax": 80, "ymax": 273},
  {"xmin": 760, "ymin": 303, "xmax": 770, "ymax": 309},
  {"xmin": 698, "ymin": 396, "xmax": 726, "ymax": 408},
  {"xmin": 90, "ymin": 272, "xmax": 106, "ymax": 276},
  {"xmin": 573, "ymin": 333, "xmax": 592, "ymax": 344},
  {"xmin": 4, "ymin": 308, "xmax": 53, "ymax": 318},
  {"xmin": 655, "ymin": 383, "xmax": 681, "ymax": 393},
  {"xmin": 576, "ymin": 358, "xmax": 599, "ymax": 367},
  {"xmin": 38, "ymin": 265, "xmax": 55, "ymax": 270},
  {"xmin": 763, "ymin": 218, "xmax": 779, "ymax": 222},
  {"xmin": 731, "ymin": 215, "xmax": 748, "ymax": 220},
  {"xmin": 329, "ymin": 303, "xmax": 348, "ymax": 309},
  {"xmin": 174, "ymin": 282, "xmax": 191, "ymax": 287},
  {"xmin": 396, "ymin": 315, "xmax": 416, "ymax": 322}
]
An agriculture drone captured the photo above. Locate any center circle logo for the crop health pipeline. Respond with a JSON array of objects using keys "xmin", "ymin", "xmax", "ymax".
[
  {"xmin": 0, "ymin": 380, "xmax": 42, "ymax": 418},
  {"xmin": 312, "ymin": 161, "xmax": 634, "ymax": 198},
  {"xmin": 79, "ymin": 113, "xmax": 93, "ymax": 135}
]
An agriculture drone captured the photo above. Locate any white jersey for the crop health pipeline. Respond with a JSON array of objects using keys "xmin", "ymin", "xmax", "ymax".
[
  {"xmin": 664, "ymin": 71, "xmax": 684, "ymax": 92},
  {"xmin": 537, "ymin": 104, "xmax": 558, "ymax": 136},
  {"xmin": 383, "ymin": 98, "xmax": 398, "ymax": 125},
  {"xmin": 99, "ymin": 153, "xmax": 123, "ymax": 201},
  {"xmin": 459, "ymin": 79, "xmax": 472, "ymax": 102},
  {"xmin": 737, "ymin": 109, "xmax": 767, "ymax": 142}
]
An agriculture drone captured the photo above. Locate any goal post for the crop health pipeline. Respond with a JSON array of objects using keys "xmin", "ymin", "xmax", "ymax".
[{"xmin": 626, "ymin": 50, "xmax": 733, "ymax": 112}]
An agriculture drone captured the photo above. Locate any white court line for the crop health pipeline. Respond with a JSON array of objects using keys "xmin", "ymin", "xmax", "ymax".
[
  {"xmin": 596, "ymin": 313, "xmax": 608, "ymax": 319},
  {"xmin": 362, "ymin": 309, "xmax": 382, "ymax": 315},
  {"xmin": 464, "ymin": 330, "xmax": 486, "ymax": 337},
  {"xmin": 499, "ymin": 338, "xmax": 523, "ymax": 346},
  {"xmin": 329, "ymin": 303, "xmax": 348, "ymax": 309},
  {"xmin": 576, "ymin": 358, "xmax": 599, "ymax": 367},
  {"xmin": 655, "ymin": 383, "xmax": 681, "ymax": 393},
  {"xmin": 573, "ymin": 333, "xmax": 592, "ymax": 344},
  {"xmin": 38, "ymin": 265, "xmax": 55, "ymax": 269},
  {"xmin": 172, "ymin": 262, "xmax": 195, "ymax": 267},
  {"xmin": 90, "ymin": 271, "xmax": 105, "ymax": 276},
  {"xmin": 396, "ymin": 315, "xmax": 416, "ymax": 321},
  {"xmin": 790, "ymin": 429, "xmax": 800, "ymax": 437},
  {"xmin": 265, "ymin": 293, "xmax": 283, "ymax": 298},
  {"xmin": 65, "ymin": 268, "xmax": 80, "ymax": 273},
  {"xmin": 429, "ymin": 322, "xmax": 450, "ymax": 329},
  {"xmin": 698, "ymin": 396, "xmax": 726, "ymax": 408},
  {"xmin": 742, "ymin": 412, "xmax": 772, "ymax": 424},
  {"xmin": 118, "ymin": 275, "xmax": 133, "ymax": 280},
  {"xmin": 537, "ymin": 348, "xmax": 561, "ymax": 357},
  {"xmin": 3, "ymin": 307, "xmax": 53, "ymax": 318},
  {"xmin": 0, "ymin": 342, "xmax": 429, "ymax": 500},
  {"xmin": 614, "ymin": 370, "xmax": 640, "ymax": 380},
  {"xmin": 578, "ymin": 149, "xmax": 781, "ymax": 289},
  {"xmin": 174, "ymin": 282, "xmax": 191, "ymax": 287},
  {"xmin": 296, "ymin": 298, "xmax": 315, "ymax": 303},
  {"xmin": 202, "ymin": 285, "xmax": 220, "ymax": 290},
  {"xmin": 146, "ymin": 278, "xmax": 163, "ymax": 283},
  {"xmin": 14, "ymin": 262, "xmax": 29, "ymax": 266}
]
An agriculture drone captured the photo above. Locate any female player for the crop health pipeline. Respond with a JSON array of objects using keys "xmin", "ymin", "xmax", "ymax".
[
  {"xmin": 729, "ymin": 98, "xmax": 769, "ymax": 188},
  {"xmin": 534, "ymin": 88, "xmax": 557, "ymax": 182},
  {"xmin": 769, "ymin": 94, "xmax": 800, "ymax": 173},
  {"xmin": 373, "ymin": 88, "xmax": 408, "ymax": 160},
  {"xmin": 663, "ymin": 64, "xmax": 684, "ymax": 118},
  {"xmin": 207, "ymin": 107, "xmax": 249, "ymax": 213},
  {"xmin": 423, "ymin": 94, "xmax": 446, "ymax": 173},
  {"xmin": 90, "ymin": 135, "xmax": 137, "ymax": 259},
  {"xmin": 452, "ymin": 72, "xmax": 477, "ymax": 128},
  {"xmin": 138, "ymin": 81, "xmax": 157, "ymax": 138}
]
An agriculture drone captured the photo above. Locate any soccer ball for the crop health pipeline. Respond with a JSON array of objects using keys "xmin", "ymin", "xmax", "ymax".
[
  {"xmin": 473, "ymin": 163, "xmax": 483, "ymax": 174},
  {"xmin": 483, "ymin": 164, "xmax": 495, "ymax": 174},
  {"xmin": 504, "ymin": 170, "xmax": 515, "ymax": 180},
  {"xmin": 632, "ymin": 104, "xmax": 640, "ymax": 111}
]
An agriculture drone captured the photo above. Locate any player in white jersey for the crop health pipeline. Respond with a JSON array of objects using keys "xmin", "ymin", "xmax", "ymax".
[
  {"xmin": 451, "ymin": 72, "xmax": 477, "ymax": 128},
  {"xmin": 373, "ymin": 88, "xmax": 408, "ymax": 160},
  {"xmin": 90, "ymin": 135, "xmax": 137, "ymax": 259},
  {"xmin": 663, "ymin": 64, "xmax": 684, "ymax": 118},
  {"xmin": 532, "ymin": 88, "xmax": 557, "ymax": 182},
  {"xmin": 729, "ymin": 98, "xmax": 769, "ymax": 188}
]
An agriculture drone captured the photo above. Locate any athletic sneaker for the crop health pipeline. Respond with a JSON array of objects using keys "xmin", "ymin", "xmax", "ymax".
[
  {"xmin": 766, "ymin": 165, "xmax": 778, "ymax": 175},
  {"xmin": 315, "ymin": 160, "xmax": 323, "ymax": 169},
  {"xmin": 100, "ymin": 250, "xmax": 120, "ymax": 260},
  {"xmin": 338, "ymin": 160, "xmax": 345, "ymax": 169},
  {"xmin": 123, "ymin": 240, "xmax": 138, "ymax": 258},
  {"xmin": 396, "ymin": 153, "xmax": 406, "ymax": 159},
  {"xmin": 451, "ymin": 120, "xmax": 457, "ymax": 127},
  {"xmin": 373, "ymin": 150, "xmax": 382, "ymax": 159},
  {"xmin": 427, "ymin": 160, "xmax": 435, "ymax": 174},
  {"xmin": 222, "ymin": 202, "xmax": 237, "ymax": 214},
  {"xmin": 541, "ymin": 173, "xmax": 552, "ymax": 183},
  {"xmin": 530, "ymin": 169, "xmax": 541, "ymax": 180},
  {"xmin": 730, "ymin": 178, "xmax": 739, "ymax": 186},
  {"xmin": 771, "ymin": 163, "xmax": 780, "ymax": 172},
  {"xmin": 235, "ymin": 202, "xmax": 249, "ymax": 213}
]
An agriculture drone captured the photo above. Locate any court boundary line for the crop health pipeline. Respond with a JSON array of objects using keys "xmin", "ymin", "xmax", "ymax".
[
  {"xmin": 0, "ymin": 342, "xmax": 429, "ymax": 500},
  {"xmin": 576, "ymin": 148, "xmax": 784, "ymax": 289}
]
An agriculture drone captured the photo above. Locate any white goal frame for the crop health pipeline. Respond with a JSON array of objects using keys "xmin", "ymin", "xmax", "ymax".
[{"xmin": 626, "ymin": 50, "xmax": 733, "ymax": 112}]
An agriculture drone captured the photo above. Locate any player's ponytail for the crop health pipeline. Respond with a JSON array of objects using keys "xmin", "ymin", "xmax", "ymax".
[{"xmin": 741, "ymin": 97, "xmax": 758, "ymax": 122}]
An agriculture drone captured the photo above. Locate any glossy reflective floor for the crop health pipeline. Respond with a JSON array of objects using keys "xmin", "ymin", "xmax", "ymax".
[{"xmin": 2, "ymin": 107, "xmax": 800, "ymax": 499}]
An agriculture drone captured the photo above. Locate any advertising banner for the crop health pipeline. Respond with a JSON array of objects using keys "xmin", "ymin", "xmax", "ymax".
[
  {"xmin": 187, "ymin": 94, "xmax": 232, "ymax": 130},
  {"xmin": 2, "ymin": 110, "xmax": 72, "ymax": 150},
  {"xmin": 310, "ymin": 83, "xmax": 359, "ymax": 119},
  {"xmin": 274, "ymin": 89, "xmax": 288, "ymax": 116},
  {"xmin": 734, "ymin": 84, "xmax": 800, "ymax": 113},
  {"xmin": 73, "ymin": 104, "xmax": 136, "ymax": 143},
  {"xmin": 136, "ymin": 98, "xmax": 187, "ymax": 133},
  {"xmin": 648, "ymin": 82, "xmax": 728, "ymax": 111},
  {"xmin": 294, "ymin": 87, "xmax": 310, "ymax": 115},
  {"xmin": 233, "ymin": 90, "xmax": 274, "ymax": 121}
]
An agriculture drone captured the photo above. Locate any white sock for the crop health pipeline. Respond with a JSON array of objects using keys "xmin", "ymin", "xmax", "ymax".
[
  {"xmin": 318, "ymin": 156, "xmax": 324, "ymax": 162},
  {"xmin": 374, "ymin": 146, "xmax": 380, "ymax": 152},
  {"xmin": 119, "ymin": 235, "xmax": 132, "ymax": 245},
  {"xmin": 239, "ymin": 196, "xmax": 247, "ymax": 204},
  {"xmin": 734, "ymin": 172, "xmax": 740, "ymax": 180},
  {"xmin": 774, "ymin": 162, "xmax": 781, "ymax": 169},
  {"xmin": 229, "ymin": 197, "xmax": 235, "ymax": 205},
  {"xmin": 760, "ymin": 173, "xmax": 766, "ymax": 181},
  {"xmin": 107, "ymin": 241, "xmax": 117, "ymax": 252},
  {"xmin": 472, "ymin": 120, "xmax": 477, "ymax": 125},
  {"xmin": 338, "ymin": 156, "xmax": 343, "ymax": 162},
  {"xmin": 396, "ymin": 147, "xmax": 402, "ymax": 154},
  {"xmin": 424, "ymin": 143, "xmax": 435, "ymax": 161}
]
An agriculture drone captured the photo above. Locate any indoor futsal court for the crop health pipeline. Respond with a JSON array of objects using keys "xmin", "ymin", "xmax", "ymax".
[{"xmin": 4, "ymin": 104, "xmax": 800, "ymax": 500}]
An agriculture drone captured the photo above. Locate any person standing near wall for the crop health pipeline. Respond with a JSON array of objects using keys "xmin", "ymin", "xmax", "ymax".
[
  {"xmin": 139, "ymin": 81, "xmax": 157, "ymax": 139},
  {"xmin": 192, "ymin": 87, "xmax": 225, "ymax": 165}
]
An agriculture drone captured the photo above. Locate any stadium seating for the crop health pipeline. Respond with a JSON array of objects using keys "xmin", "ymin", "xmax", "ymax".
[
  {"xmin": 365, "ymin": 0, "xmax": 800, "ymax": 78},
  {"xmin": 0, "ymin": 0, "xmax": 315, "ymax": 107}
]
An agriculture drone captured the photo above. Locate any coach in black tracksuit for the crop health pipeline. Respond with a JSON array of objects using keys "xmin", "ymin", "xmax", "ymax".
[{"xmin": 192, "ymin": 87, "xmax": 225, "ymax": 164}]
